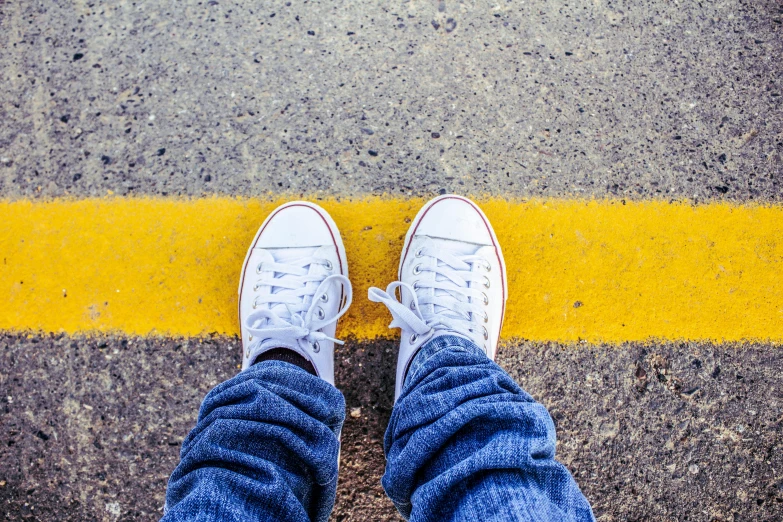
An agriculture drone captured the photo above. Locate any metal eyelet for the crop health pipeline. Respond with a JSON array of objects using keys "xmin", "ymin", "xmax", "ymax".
[
  {"xmin": 255, "ymin": 263, "xmax": 263, "ymax": 274},
  {"xmin": 483, "ymin": 311, "xmax": 489, "ymax": 323},
  {"xmin": 413, "ymin": 281, "xmax": 420, "ymax": 290},
  {"xmin": 410, "ymin": 334, "xmax": 418, "ymax": 344},
  {"xmin": 483, "ymin": 326, "xmax": 489, "ymax": 340},
  {"xmin": 410, "ymin": 301, "xmax": 416, "ymax": 310},
  {"xmin": 413, "ymin": 264, "xmax": 422, "ymax": 275},
  {"xmin": 484, "ymin": 263, "xmax": 491, "ymax": 272},
  {"xmin": 415, "ymin": 248, "xmax": 424, "ymax": 258},
  {"xmin": 482, "ymin": 292, "xmax": 489, "ymax": 305},
  {"xmin": 252, "ymin": 297, "xmax": 260, "ymax": 309},
  {"xmin": 253, "ymin": 281, "xmax": 262, "ymax": 291},
  {"xmin": 248, "ymin": 334, "xmax": 253, "ymax": 341},
  {"xmin": 312, "ymin": 341, "xmax": 320, "ymax": 353},
  {"xmin": 483, "ymin": 276, "xmax": 491, "ymax": 289},
  {"xmin": 316, "ymin": 307, "xmax": 325, "ymax": 320},
  {"xmin": 320, "ymin": 293, "xmax": 328, "ymax": 303},
  {"xmin": 324, "ymin": 260, "xmax": 333, "ymax": 271}
]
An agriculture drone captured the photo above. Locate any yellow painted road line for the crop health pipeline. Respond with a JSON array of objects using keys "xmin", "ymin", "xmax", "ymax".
[{"xmin": 1, "ymin": 198, "xmax": 782, "ymax": 343}]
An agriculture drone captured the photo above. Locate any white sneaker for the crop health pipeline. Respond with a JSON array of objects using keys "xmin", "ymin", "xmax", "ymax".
[
  {"xmin": 368, "ymin": 195, "xmax": 507, "ymax": 402},
  {"xmin": 238, "ymin": 201, "xmax": 352, "ymax": 385}
]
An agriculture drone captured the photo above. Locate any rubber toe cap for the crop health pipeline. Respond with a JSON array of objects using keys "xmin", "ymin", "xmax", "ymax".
[
  {"xmin": 256, "ymin": 203, "xmax": 335, "ymax": 248},
  {"xmin": 413, "ymin": 196, "xmax": 494, "ymax": 245}
]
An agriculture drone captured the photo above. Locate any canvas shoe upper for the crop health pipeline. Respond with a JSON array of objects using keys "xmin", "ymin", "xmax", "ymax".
[
  {"xmin": 238, "ymin": 202, "xmax": 352, "ymax": 385},
  {"xmin": 368, "ymin": 195, "xmax": 507, "ymax": 402}
]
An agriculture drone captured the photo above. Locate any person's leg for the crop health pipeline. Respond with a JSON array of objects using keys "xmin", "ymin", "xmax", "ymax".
[
  {"xmin": 163, "ymin": 360, "xmax": 345, "ymax": 522},
  {"xmin": 163, "ymin": 201, "xmax": 353, "ymax": 521},
  {"xmin": 369, "ymin": 195, "xmax": 594, "ymax": 521},
  {"xmin": 382, "ymin": 334, "xmax": 594, "ymax": 521}
]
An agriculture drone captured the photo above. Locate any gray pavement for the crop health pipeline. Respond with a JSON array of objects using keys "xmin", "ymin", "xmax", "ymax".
[
  {"xmin": 0, "ymin": 0, "xmax": 781, "ymax": 200},
  {"xmin": 2, "ymin": 333, "xmax": 782, "ymax": 521}
]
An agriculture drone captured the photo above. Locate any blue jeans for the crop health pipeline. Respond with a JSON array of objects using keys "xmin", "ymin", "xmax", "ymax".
[{"xmin": 163, "ymin": 335, "xmax": 594, "ymax": 522}]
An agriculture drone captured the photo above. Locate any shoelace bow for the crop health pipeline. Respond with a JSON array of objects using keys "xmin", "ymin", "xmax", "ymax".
[
  {"xmin": 368, "ymin": 245, "xmax": 491, "ymax": 349},
  {"xmin": 244, "ymin": 256, "xmax": 352, "ymax": 356}
]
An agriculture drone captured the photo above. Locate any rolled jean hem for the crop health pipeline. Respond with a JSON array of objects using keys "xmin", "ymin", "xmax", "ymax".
[{"xmin": 404, "ymin": 333, "xmax": 485, "ymax": 390}]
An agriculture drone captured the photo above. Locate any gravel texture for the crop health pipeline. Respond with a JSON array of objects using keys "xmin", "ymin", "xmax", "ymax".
[
  {"xmin": 0, "ymin": 0, "xmax": 781, "ymax": 201},
  {"xmin": 1, "ymin": 333, "xmax": 781, "ymax": 521}
]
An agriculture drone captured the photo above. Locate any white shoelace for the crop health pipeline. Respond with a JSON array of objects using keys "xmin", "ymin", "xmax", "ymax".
[
  {"xmin": 244, "ymin": 254, "xmax": 352, "ymax": 358},
  {"xmin": 368, "ymin": 244, "xmax": 491, "ymax": 349}
]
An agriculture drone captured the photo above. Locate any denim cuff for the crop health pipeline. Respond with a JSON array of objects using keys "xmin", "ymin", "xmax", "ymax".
[{"xmin": 403, "ymin": 334, "xmax": 485, "ymax": 390}]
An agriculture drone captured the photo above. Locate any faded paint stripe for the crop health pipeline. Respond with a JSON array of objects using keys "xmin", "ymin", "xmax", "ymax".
[{"xmin": 1, "ymin": 198, "xmax": 782, "ymax": 343}]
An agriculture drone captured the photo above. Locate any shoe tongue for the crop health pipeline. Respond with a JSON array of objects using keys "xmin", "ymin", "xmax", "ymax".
[
  {"xmin": 272, "ymin": 246, "xmax": 319, "ymax": 263},
  {"xmin": 427, "ymin": 236, "xmax": 480, "ymax": 256}
]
